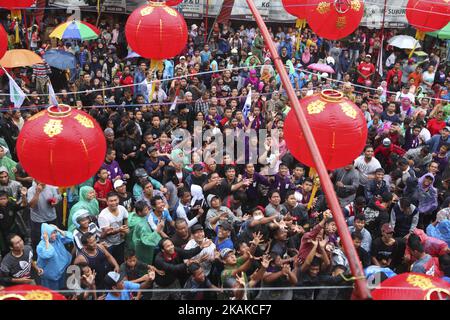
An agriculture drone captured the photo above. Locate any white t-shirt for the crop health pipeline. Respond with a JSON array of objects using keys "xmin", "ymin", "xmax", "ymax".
[
  {"xmin": 98, "ymin": 205, "xmax": 129, "ymax": 247},
  {"xmin": 184, "ymin": 239, "xmax": 216, "ymax": 276},
  {"xmin": 354, "ymin": 155, "xmax": 381, "ymax": 186},
  {"xmin": 420, "ymin": 127, "xmax": 432, "ymax": 143}
]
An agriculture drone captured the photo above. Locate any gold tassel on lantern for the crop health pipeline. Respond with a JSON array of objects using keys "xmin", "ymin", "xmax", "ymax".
[
  {"xmin": 307, "ymin": 168, "xmax": 321, "ymax": 210},
  {"xmin": 409, "ymin": 29, "xmax": 424, "ymax": 59},
  {"xmin": 58, "ymin": 187, "xmax": 68, "ymax": 227},
  {"xmin": 415, "ymin": 29, "xmax": 425, "ymax": 41},
  {"xmin": 295, "ymin": 18, "xmax": 306, "ymax": 29},
  {"xmin": 10, "ymin": 10, "xmax": 21, "ymax": 20},
  {"xmin": 148, "ymin": 59, "xmax": 164, "ymax": 102}
]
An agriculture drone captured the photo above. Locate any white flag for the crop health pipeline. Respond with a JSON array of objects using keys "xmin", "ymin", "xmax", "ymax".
[
  {"xmin": 6, "ymin": 71, "xmax": 26, "ymax": 109},
  {"xmin": 169, "ymin": 96, "xmax": 178, "ymax": 112},
  {"xmin": 376, "ymin": 38, "xmax": 384, "ymax": 77},
  {"xmin": 242, "ymin": 88, "xmax": 252, "ymax": 119},
  {"xmin": 48, "ymin": 82, "xmax": 59, "ymax": 106}
]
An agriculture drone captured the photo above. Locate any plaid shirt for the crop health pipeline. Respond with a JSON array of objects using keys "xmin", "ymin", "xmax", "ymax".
[{"xmin": 194, "ymin": 98, "xmax": 210, "ymax": 115}]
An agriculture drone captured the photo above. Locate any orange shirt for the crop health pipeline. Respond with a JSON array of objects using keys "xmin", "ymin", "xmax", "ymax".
[{"xmin": 408, "ymin": 72, "xmax": 423, "ymax": 88}]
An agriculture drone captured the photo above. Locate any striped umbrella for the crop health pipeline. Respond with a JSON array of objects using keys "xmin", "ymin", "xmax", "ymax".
[{"xmin": 50, "ymin": 20, "xmax": 99, "ymax": 41}]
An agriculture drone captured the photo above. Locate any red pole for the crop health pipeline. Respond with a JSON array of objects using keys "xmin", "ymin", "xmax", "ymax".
[
  {"xmin": 204, "ymin": 0, "xmax": 209, "ymax": 45},
  {"xmin": 245, "ymin": 0, "xmax": 370, "ymax": 300},
  {"xmin": 23, "ymin": 10, "xmax": 30, "ymax": 49}
]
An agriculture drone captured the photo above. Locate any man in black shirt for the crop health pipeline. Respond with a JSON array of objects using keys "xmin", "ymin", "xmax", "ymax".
[
  {"xmin": 152, "ymin": 237, "xmax": 211, "ymax": 300},
  {"xmin": 171, "ymin": 219, "xmax": 191, "ymax": 249},
  {"xmin": 186, "ymin": 164, "xmax": 208, "ymax": 189},
  {"xmin": 114, "ymin": 180, "xmax": 134, "ymax": 212},
  {"xmin": 182, "ymin": 262, "xmax": 219, "ymax": 300},
  {"xmin": 352, "ymin": 232, "xmax": 370, "ymax": 268}
]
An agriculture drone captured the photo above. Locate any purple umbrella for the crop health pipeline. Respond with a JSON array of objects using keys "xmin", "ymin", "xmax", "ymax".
[{"xmin": 307, "ymin": 63, "xmax": 335, "ymax": 74}]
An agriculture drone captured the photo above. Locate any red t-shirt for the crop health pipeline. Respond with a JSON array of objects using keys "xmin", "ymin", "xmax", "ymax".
[
  {"xmin": 94, "ymin": 179, "xmax": 113, "ymax": 209},
  {"xmin": 427, "ymin": 118, "xmax": 446, "ymax": 137},
  {"xmin": 357, "ymin": 62, "xmax": 375, "ymax": 84}
]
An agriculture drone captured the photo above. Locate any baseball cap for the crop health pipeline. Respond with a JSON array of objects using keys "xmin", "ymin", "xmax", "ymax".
[
  {"xmin": 104, "ymin": 271, "xmax": 125, "ymax": 289},
  {"xmin": 382, "ymin": 138, "xmax": 391, "ymax": 147},
  {"xmin": 191, "ymin": 224, "xmax": 204, "ymax": 233},
  {"xmin": 366, "ymin": 54, "xmax": 371, "ymax": 59},
  {"xmin": 193, "ymin": 163, "xmax": 204, "ymax": 172},
  {"xmin": 180, "ymin": 56, "xmax": 186, "ymax": 60},
  {"xmin": 147, "ymin": 146, "xmax": 157, "ymax": 154},
  {"xmin": 220, "ymin": 248, "xmax": 235, "ymax": 259},
  {"xmin": 218, "ymin": 221, "xmax": 233, "ymax": 232},
  {"xmin": 381, "ymin": 223, "xmax": 394, "ymax": 234},
  {"xmin": 114, "ymin": 179, "xmax": 126, "ymax": 189},
  {"xmin": 0, "ymin": 166, "xmax": 8, "ymax": 174},
  {"xmin": 221, "ymin": 85, "xmax": 231, "ymax": 92},
  {"xmin": 443, "ymin": 126, "xmax": 450, "ymax": 132}
]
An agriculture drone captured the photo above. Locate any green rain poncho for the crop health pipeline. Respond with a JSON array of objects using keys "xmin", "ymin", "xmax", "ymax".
[
  {"xmin": 125, "ymin": 212, "xmax": 147, "ymax": 250},
  {"xmin": 67, "ymin": 186, "xmax": 99, "ymax": 232},
  {"xmin": 131, "ymin": 217, "xmax": 162, "ymax": 265},
  {"xmin": 0, "ymin": 145, "xmax": 16, "ymax": 180}
]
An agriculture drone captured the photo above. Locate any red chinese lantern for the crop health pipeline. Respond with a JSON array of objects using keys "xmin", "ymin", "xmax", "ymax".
[
  {"xmin": 165, "ymin": 0, "xmax": 183, "ymax": 6},
  {"xmin": 0, "ymin": 285, "xmax": 67, "ymax": 300},
  {"xmin": 0, "ymin": 0, "xmax": 35, "ymax": 9},
  {"xmin": 372, "ymin": 273, "xmax": 450, "ymax": 300},
  {"xmin": 406, "ymin": 0, "xmax": 449, "ymax": 33},
  {"xmin": 306, "ymin": 0, "xmax": 364, "ymax": 40},
  {"xmin": 125, "ymin": 1, "xmax": 188, "ymax": 60},
  {"xmin": 284, "ymin": 89, "xmax": 367, "ymax": 170},
  {"xmin": 16, "ymin": 105, "xmax": 106, "ymax": 187},
  {"xmin": 0, "ymin": 25, "xmax": 7, "ymax": 59},
  {"xmin": 282, "ymin": 0, "xmax": 308, "ymax": 18}
]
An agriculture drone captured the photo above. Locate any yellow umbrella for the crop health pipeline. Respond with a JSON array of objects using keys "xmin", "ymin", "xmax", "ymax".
[{"xmin": 0, "ymin": 49, "xmax": 43, "ymax": 68}]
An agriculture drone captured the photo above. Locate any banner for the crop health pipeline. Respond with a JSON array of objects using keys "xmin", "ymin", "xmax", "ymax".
[
  {"xmin": 101, "ymin": 0, "xmax": 126, "ymax": 13},
  {"xmin": 231, "ymin": 0, "xmax": 269, "ymax": 21},
  {"xmin": 48, "ymin": 0, "xmax": 410, "ymax": 28},
  {"xmin": 178, "ymin": 0, "xmax": 206, "ymax": 19},
  {"xmin": 361, "ymin": 0, "xmax": 408, "ymax": 29}
]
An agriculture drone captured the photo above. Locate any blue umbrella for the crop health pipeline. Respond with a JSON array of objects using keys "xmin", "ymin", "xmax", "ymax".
[
  {"xmin": 125, "ymin": 51, "xmax": 140, "ymax": 60},
  {"xmin": 43, "ymin": 50, "xmax": 77, "ymax": 70}
]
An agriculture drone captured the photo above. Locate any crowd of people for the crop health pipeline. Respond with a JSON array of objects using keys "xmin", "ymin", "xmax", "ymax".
[{"xmin": 0, "ymin": 12, "xmax": 449, "ymax": 300}]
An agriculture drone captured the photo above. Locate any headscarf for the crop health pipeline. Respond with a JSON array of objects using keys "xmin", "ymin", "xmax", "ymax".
[
  {"xmin": 67, "ymin": 186, "xmax": 99, "ymax": 232},
  {"xmin": 301, "ymin": 47, "xmax": 311, "ymax": 65}
]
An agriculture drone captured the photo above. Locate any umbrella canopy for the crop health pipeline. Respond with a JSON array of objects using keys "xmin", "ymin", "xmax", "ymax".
[
  {"xmin": 43, "ymin": 49, "xmax": 77, "ymax": 70},
  {"xmin": 307, "ymin": 63, "xmax": 335, "ymax": 74},
  {"xmin": 371, "ymin": 273, "xmax": 450, "ymax": 300},
  {"xmin": 0, "ymin": 49, "xmax": 43, "ymax": 68},
  {"xmin": 388, "ymin": 35, "xmax": 421, "ymax": 49},
  {"xmin": 125, "ymin": 51, "xmax": 141, "ymax": 60},
  {"xmin": 50, "ymin": 20, "xmax": 99, "ymax": 41},
  {"xmin": 427, "ymin": 22, "xmax": 450, "ymax": 40}
]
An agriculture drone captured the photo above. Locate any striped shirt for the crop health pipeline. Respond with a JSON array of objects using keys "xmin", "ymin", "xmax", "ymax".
[{"xmin": 32, "ymin": 63, "xmax": 51, "ymax": 79}]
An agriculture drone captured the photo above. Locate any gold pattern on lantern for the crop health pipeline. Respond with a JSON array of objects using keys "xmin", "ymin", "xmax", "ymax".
[
  {"xmin": 24, "ymin": 291, "xmax": 53, "ymax": 300},
  {"xmin": 163, "ymin": 7, "xmax": 178, "ymax": 17},
  {"xmin": 406, "ymin": 274, "xmax": 435, "ymax": 291},
  {"xmin": 44, "ymin": 119, "xmax": 63, "ymax": 137},
  {"xmin": 307, "ymin": 100, "xmax": 326, "ymax": 114},
  {"xmin": 340, "ymin": 102, "xmax": 357, "ymax": 119},
  {"xmin": 75, "ymin": 114, "xmax": 94, "ymax": 128},
  {"xmin": 140, "ymin": 6, "xmax": 154, "ymax": 16},
  {"xmin": 350, "ymin": 0, "xmax": 361, "ymax": 11},
  {"xmin": 316, "ymin": 2, "xmax": 331, "ymax": 14},
  {"xmin": 336, "ymin": 17, "xmax": 347, "ymax": 29}
]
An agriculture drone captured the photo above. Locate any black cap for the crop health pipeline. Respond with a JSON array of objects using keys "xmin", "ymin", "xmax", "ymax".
[
  {"xmin": 193, "ymin": 163, "xmax": 204, "ymax": 171},
  {"xmin": 191, "ymin": 224, "xmax": 204, "ymax": 233},
  {"xmin": 147, "ymin": 146, "xmax": 157, "ymax": 154},
  {"xmin": 218, "ymin": 221, "xmax": 233, "ymax": 232}
]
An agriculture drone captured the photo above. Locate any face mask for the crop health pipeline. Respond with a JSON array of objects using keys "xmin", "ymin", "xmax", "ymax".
[{"xmin": 253, "ymin": 215, "xmax": 263, "ymax": 221}]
